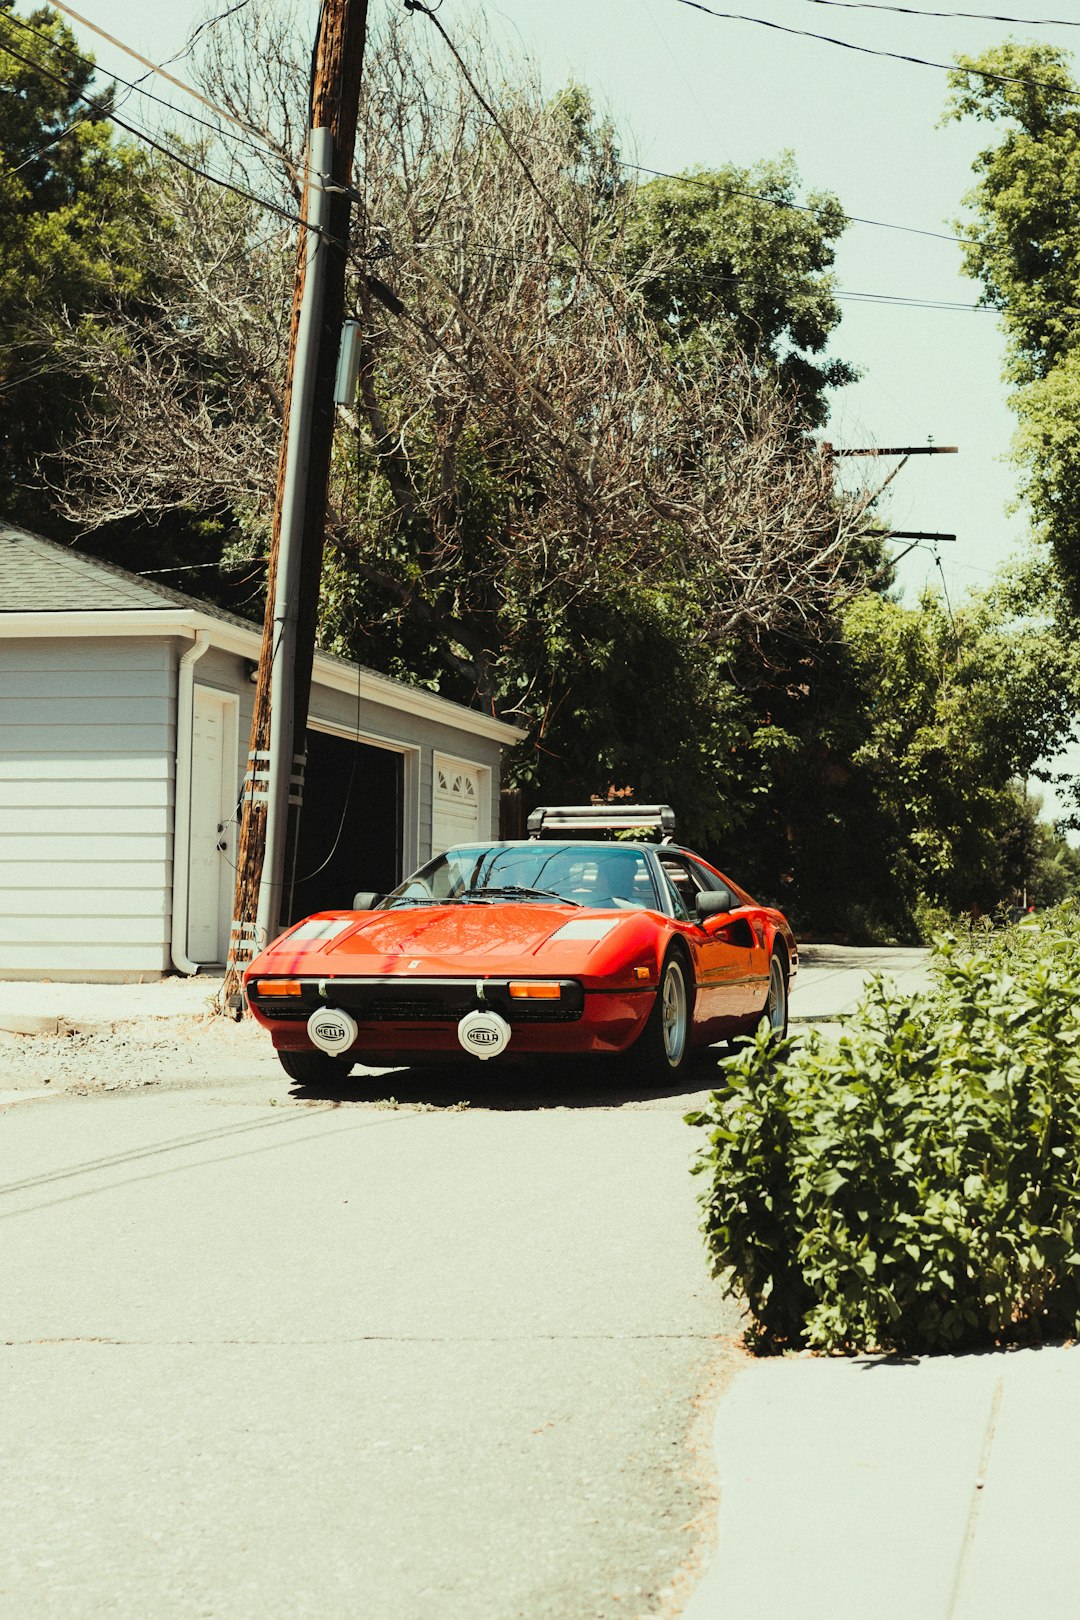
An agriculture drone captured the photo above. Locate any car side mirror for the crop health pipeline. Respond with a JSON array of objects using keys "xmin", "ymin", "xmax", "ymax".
[
  {"xmin": 696, "ymin": 887, "xmax": 734, "ymax": 918},
  {"xmin": 352, "ymin": 890, "xmax": 382, "ymax": 911}
]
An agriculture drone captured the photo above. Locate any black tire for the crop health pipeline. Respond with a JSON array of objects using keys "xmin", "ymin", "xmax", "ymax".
[
  {"xmin": 758, "ymin": 953, "xmax": 789, "ymax": 1038},
  {"xmin": 632, "ymin": 950, "xmax": 692, "ymax": 1080},
  {"xmin": 277, "ymin": 1049, "xmax": 356, "ymax": 1085}
]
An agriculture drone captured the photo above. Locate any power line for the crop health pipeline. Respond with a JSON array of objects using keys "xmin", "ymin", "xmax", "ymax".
[
  {"xmin": 805, "ymin": 0, "xmax": 1080, "ymax": 25},
  {"xmin": 169, "ymin": 2, "xmax": 254, "ymax": 63},
  {"xmin": 134, "ymin": 557, "xmax": 269, "ymax": 574},
  {"xmin": 11, "ymin": 12, "xmax": 987, "ymax": 316},
  {"xmin": 3, "ymin": 5, "xmax": 1041, "ymax": 323},
  {"xmin": 358, "ymin": 81, "xmax": 971, "ymax": 248},
  {"xmin": 44, "ymin": 0, "xmax": 270, "ymax": 147},
  {"xmin": 3, "ymin": 7, "xmax": 287, "ymax": 178},
  {"xmin": 621, "ymin": 161, "xmax": 973, "ymax": 246},
  {"xmin": 402, "ymin": 0, "xmax": 632, "ymax": 316},
  {"xmin": 8, "ymin": 104, "xmax": 94, "ymax": 176},
  {"xmin": 934, "ymin": 545, "xmax": 958, "ymax": 633},
  {"xmin": 0, "ymin": 33, "xmax": 340, "ymax": 244},
  {"xmin": 403, "ymin": 2, "xmax": 998, "ymax": 332},
  {"xmin": 833, "ymin": 288, "xmax": 993, "ymax": 308},
  {"xmin": 671, "ymin": 0, "xmax": 1080, "ymax": 100},
  {"xmin": 389, "ymin": 237, "xmax": 1013, "ymax": 315},
  {"xmin": 23, "ymin": 0, "xmax": 997, "ymax": 272}
]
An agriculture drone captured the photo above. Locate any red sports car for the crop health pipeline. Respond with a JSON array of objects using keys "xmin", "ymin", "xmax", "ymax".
[{"xmin": 244, "ymin": 804, "xmax": 798, "ymax": 1084}]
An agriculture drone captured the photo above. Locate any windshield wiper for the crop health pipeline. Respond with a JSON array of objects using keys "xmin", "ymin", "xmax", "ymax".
[
  {"xmin": 385, "ymin": 886, "xmax": 584, "ymax": 907},
  {"xmin": 459, "ymin": 884, "xmax": 583, "ymax": 906}
]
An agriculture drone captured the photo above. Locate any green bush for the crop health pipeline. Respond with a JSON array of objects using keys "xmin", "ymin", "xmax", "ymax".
[{"xmin": 687, "ymin": 909, "xmax": 1080, "ymax": 1353}]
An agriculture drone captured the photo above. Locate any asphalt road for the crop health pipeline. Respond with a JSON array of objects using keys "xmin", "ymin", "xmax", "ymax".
[
  {"xmin": 0, "ymin": 945, "xmax": 928, "ymax": 1619},
  {"xmin": 0, "ymin": 1056, "xmax": 747, "ymax": 1619}
]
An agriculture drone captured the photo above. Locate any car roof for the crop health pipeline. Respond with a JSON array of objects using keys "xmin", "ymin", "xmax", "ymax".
[{"xmin": 442, "ymin": 839, "xmax": 694, "ymax": 857}]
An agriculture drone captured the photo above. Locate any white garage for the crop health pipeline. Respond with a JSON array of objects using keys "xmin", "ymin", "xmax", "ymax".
[{"xmin": 0, "ymin": 524, "xmax": 524, "ymax": 980}]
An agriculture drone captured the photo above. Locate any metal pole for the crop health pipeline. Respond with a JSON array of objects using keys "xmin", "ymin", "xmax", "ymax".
[{"xmin": 256, "ymin": 126, "xmax": 334, "ymax": 949}]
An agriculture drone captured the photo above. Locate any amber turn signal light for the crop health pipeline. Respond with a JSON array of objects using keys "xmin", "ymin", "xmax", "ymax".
[
  {"xmin": 507, "ymin": 981, "xmax": 561, "ymax": 1000},
  {"xmin": 255, "ymin": 979, "xmax": 303, "ymax": 997},
  {"xmin": 633, "ymin": 966, "xmax": 651, "ymax": 981}
]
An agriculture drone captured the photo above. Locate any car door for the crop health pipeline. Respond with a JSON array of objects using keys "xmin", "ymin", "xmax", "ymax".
[
  {"xmin": 655, "ymin": 853, "xmax": 752, "ymax": 1033},
  {"xmin": 698, "ymin": 860, "xmax": 773, "ymax": 1018}
]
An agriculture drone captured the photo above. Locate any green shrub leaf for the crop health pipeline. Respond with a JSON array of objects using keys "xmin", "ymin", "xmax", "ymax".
[{"xmin": 687, "ymin": 905, "xmax": 1080, "ymax": 1354}]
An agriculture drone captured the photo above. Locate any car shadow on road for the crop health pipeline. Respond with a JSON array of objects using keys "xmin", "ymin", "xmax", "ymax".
[{"xmin": 284, "ymin": 1049, "xmax": 732, "ymax": 1111}]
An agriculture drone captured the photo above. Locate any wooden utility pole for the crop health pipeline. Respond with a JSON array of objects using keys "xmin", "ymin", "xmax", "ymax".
[{"xmin": 221, "ymin": 0, "xmax": 369, "ymax": 1011}]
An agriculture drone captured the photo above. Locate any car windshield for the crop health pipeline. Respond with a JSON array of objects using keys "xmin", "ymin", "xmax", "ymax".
[{"xmin": 381, "ymin": 843, "xmax": 660, "ymax": 910}]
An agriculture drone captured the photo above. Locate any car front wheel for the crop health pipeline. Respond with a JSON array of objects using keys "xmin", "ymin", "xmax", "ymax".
[
  {"xmin": 633, "ymin": 952, "xmax": 691, "ymax": 1079},
  {"xmin": 277, "ymin": 1050, "xmax": 356, "ymax": 1086}
]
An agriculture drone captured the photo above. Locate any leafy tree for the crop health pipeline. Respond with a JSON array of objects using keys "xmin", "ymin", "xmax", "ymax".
[
  {"xmin": 43, "ymin": 9, "xmax": 875, "ymax": 836},
  {"xmin": 1026, "ymin": 813, "xmax": 1080, "ymax": 908},
  {"xmin": 623, "ymin": 156, "xmax": 855, "ymax": 428},
  {"xmin": 0, "ymin": 1, "xmax": 153, "ymax": 521},
  {"xmin": 839, "ymin": 578, "xmax": 1080, "ymax": 923},
  {"xmin": 944, "ymin": 43, "xmax": 1080, "ymax": 604}
]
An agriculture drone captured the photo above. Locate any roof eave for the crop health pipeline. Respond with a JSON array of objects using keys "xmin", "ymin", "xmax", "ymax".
[{"xmin": 0, "ymin": 606, "xmax": 526, "ymax": 745}]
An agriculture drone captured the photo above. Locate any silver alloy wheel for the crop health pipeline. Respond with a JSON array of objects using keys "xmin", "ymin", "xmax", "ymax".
[
  {"xmin": 759, "ymin": 955, "xmax": 787, "ymax": 1035},
  {"xmin": 661, "ymin": 957, "xmax": 689, "ymax": 1065}
]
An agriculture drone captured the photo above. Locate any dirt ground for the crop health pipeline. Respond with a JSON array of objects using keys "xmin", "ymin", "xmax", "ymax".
[{"xmin": 0, "ymin": 1015, "xmax": 271, "ymax": 1097}]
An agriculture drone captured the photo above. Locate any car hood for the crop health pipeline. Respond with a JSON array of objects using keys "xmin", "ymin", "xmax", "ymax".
[{"xmin": 259, "ymin": 903, "xmax": 628, "ymax": 975}]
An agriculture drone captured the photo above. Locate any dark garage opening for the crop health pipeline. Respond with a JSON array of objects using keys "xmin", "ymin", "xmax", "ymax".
[{"xmin": 289, "ymin": 729, "xmax": 403, "ymax": 920}]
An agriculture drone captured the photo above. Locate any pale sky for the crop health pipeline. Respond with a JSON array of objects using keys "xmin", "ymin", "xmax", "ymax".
[{"xmin": 40, "ymin": 0, "xmax": 1080, "ymax": 818}]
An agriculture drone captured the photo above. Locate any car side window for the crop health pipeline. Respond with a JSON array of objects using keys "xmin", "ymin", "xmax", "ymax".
[
  {"xmin": 660, "ymin": 873, "xmax": 690, "ymax": 921},
  {"xmin": 688, "ymin": 859, "xmax": 726, "ymax": 897},
  {"xmin": 657, "ymin": 855, "xmax": 700, "ymax": 920}
]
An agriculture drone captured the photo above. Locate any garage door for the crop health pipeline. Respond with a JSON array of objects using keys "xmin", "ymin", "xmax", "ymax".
[
  {"xmin": 432, "ymin": 756, "xmax": 486, "ymax": 855},
  {"xmin": 289, "ymin": 729, "xmax": 403, "ymax": 921}
]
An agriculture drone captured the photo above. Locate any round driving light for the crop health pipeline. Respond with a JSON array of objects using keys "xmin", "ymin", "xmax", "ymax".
[
  {"xmin": 457, "ymin": 1009, "xmax": 511, "ymax": 1061},
  {"xmin": 307, "ymin": 1006, "xmax": 358, "ymax": 1056}
]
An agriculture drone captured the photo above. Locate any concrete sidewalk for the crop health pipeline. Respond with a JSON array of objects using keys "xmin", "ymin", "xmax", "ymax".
[
  {"xmin": 685, "ymin": 943, "xmax": 1080, "ymax": 1618},
  {"xmin": 0, "ymin": 974, "xmax": 225, "ymax": 1035},
  {"xmin": 682, "ymin": 1342, "xmax": 1080, "ymax": 1618}
]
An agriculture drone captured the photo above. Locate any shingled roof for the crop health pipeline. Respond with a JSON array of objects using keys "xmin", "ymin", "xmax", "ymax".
[
  {"xmin": 0, "ymin": 520, "xmax": 526, "ymax": 744},
  {"xmin": 0, "ymin": 521, "xmax": 259, "ymax": 632}
]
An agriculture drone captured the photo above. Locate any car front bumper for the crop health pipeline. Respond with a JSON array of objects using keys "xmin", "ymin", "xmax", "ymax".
[{"xmin": 246, "ymin": 975, "xmax": 654, "ymax": 1060}]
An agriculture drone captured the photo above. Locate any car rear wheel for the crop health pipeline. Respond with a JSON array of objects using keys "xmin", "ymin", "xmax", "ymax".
[
  {"xmin": 277, "ymin": 1050, "xmax": 356, "ymax": 1086},
  {"xmin": 632, "ymin": 951, "xmax": 691, "ymax": 1079},
  {"xmin": 757, "ymin": 954, "xmax": 788, "ymax": 1038}
]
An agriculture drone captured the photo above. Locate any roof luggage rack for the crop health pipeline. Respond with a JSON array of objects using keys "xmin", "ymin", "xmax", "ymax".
[{"xmin": 526, "ymin": 803, "xmax": 676, "ymax": 841}]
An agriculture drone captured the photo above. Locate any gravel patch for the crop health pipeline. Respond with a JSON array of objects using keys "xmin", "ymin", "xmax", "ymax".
[{"xmin": 0, "ymin": 1016, "xmax": 268, "ymax": 1096}]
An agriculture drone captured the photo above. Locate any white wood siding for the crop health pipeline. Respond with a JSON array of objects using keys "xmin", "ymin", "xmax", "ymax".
[
  {"xmin": 0, "ymin": 638, "xmax": 175, "ymax": 979},
  {"xmin": 0, "ymin": 623, "xmax": 513, "ymax": 978}
]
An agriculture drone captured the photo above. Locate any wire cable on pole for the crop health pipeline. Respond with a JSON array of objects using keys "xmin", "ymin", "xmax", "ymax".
[
  {"xmin": 0, "ymin": 33, "xmax": 344, "ymax": 245},
  {"xmin": 348, "ymin": 83, "xmax": 979, "ymax": 251},
  {"xmin": 383, "ymin": 237, "xmax": 1032, "ymax": 316},
  {"xmin": 671, "ymin": 0, "xmax": 1080, "ymax": 102},
  {"xmin": 402, "ymin": 0, "xmax": 622, "ymax": 312},
  {"xmin": 403, "ymin": 0, "xmax": 979, "ymax": 360},
  {"xmin": 3, "ymin": 7, "xmax": 290, "ymax": 177},
  {"xmin": 619, "ymin": 160, "xmax": 975, "ymax": 247},
  {"xmin": 805, "ymin": 0, "xmax": 1080, "ymax": 26},
  {"xmin": 41, "ymin": 0, "xmax": 272, "ymax": 147}
]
